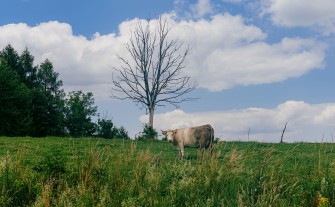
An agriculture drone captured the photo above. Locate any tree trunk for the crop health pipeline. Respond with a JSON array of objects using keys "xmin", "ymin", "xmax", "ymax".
[{"xmin": 148, "ymin": 107, "xmax": 154, "ymax": 127}]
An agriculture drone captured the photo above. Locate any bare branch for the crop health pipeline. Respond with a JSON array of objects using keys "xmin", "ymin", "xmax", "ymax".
[{"xmin": 111, "ymin": 16, "xmax": 198, "ymax": 126}]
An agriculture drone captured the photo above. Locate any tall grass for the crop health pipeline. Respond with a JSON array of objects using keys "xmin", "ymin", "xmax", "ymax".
[{"xmin": 0, "ymin": 138, "xmax": 334, "ymax": 206}]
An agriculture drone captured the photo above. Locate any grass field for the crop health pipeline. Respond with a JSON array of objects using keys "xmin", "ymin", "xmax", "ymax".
[{"xmin": 0, "ymin": 137, "xmax": 334, "ymax": 206}]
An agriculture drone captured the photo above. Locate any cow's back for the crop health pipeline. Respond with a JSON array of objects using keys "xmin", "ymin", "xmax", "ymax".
[{"xmin": 177, "ymin": 124, "xmax": 214, "ymax": 148}]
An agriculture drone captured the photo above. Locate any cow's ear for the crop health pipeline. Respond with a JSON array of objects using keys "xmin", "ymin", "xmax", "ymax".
[
  {"xmin": 173, "ymin": 130, "xmax": 177, "ymax": 135},
  {"xmin": 161, "ymin": 130, "xmax": 167, "ymax": 135}
]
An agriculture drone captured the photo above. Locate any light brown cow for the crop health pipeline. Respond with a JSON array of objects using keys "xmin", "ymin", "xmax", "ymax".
[{"xmin": 162, "ymin": 124, "xmax": 214, "ymax": 159}]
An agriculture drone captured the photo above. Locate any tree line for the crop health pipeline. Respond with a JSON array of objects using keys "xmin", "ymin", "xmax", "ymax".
[{"xmin": 0, "ymin": 45, "xmax": 128, "ymax": 139}]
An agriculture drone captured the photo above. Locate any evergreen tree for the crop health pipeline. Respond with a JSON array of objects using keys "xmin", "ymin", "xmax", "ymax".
[
  {"xmin": 0, "ymin": 61, "xmax": 32, "ymax": 136},
  {"xmin": 31, "ymin": 59, "xmax": 65, "ymax": 137},
  {"xmin": 0, "ymin": 45, "xmax": 116, "ymax": 138},
  {"xmin": 37, "ymin": 59, "xmax": 63, "ymax": 95},
  {"xmin": 0, "ymin": 45, "xmax": 20, "ymax": 74},
  {"xmin": 19, "ymin": 48, "xmax": 37, "ymax": 88},
  {"xmin": 0, "ymin": 45, "xmax": 66, "ymax": 137}
]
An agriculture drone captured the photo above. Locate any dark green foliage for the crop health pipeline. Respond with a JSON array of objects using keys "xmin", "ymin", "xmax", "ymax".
[
  {"xmin": 19, "ymin": 47, "xmax": 38, "ymax": 88},
  {"xmin": 96, "ymin": 116, "xmax": 130, "ymax": 139},
  {"xmin": 137, "ymin": 124, "xmax": 158, "ymax": 140},
  {"xmin": 96, "ymin": 117, "xmax": 117, "ymax": 139},
  {"xmin": 64, "ymin": 91, "xmax": 97, "ymax": 137},
  {"xmin": 0, "ymin": 45, "xmax": 113, "ymax": 137},
  {"xmin": 0, "ymin": 45, "xmax": 68, "ymax": 137},
  {"xmin": 0, "ymin": 45, "xmax": 21, "ymax": 74},
  {"xmin": 31, "ymin": 89, "xmax": 50, "ymax": 136},
  {"xmin": 31, "ymin": 59, "xmax": 65, "ymax": 137},
  {"xmin": 37, "ymin": 59, "xmax": 63, "ymax": 94},
  {"xmin": 115, "ymin": 126, "xmax": 130, "ymax": 139},
  {"xmin": 1, "ymin": 45, "xmax": 38, "ymax": 88},
  {"xmin": 0, "ymin": 62, "xmax": 32, "ymax": 136}
]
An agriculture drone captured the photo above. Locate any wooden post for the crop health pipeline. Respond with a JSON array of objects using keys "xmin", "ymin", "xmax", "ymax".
[
  {"xmin": 280, "ymin": 122, "xmax": 288, "ymax": 143},
  {"xmin": 248, "ymin": 127, "xmax": 250, "ymax": 141}
]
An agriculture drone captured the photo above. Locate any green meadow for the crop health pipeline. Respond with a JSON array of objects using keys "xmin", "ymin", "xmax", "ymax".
[{"xmin": 0, "ymin": 137, "xmax": 334, "ymax": 206}]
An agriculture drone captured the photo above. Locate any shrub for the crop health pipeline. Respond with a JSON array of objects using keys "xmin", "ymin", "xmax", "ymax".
[
  {"xmin": 136, "ymin": 124, "xmax": 158, "ymax": 140},
  {"xmin": 96, "ymin": 118, "xmax": 118, "ymax": 139},
  {"xmin": 115, "ymin": 126, "xmax": 130, "ymax": 139},
  {"xmin": 95, "ymin": 116, "xmax": 129, "ymax": 139}
]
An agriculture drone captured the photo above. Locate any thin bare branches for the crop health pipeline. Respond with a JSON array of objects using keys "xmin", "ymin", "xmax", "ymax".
[{"xmin": 111, "ymin": 16, "xmax": 198, "ymax": 126}]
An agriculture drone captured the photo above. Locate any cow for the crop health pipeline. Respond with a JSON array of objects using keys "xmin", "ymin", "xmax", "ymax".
[{"xmin": 162, "ymin": 124, "xmax": 214, "ymax": 159}]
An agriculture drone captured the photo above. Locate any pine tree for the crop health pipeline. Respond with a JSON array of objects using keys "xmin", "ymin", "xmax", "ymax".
[{"xmin": 0, "ymin": 61, "xmax": 32, "ymax": 136}]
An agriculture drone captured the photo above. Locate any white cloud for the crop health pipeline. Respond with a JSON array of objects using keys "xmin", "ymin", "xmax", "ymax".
[
  {"xmin": 169, "ymin": 14, "xmax": 326, "ymax": 91},
  {"xmin": 0, "ymin": 21, "xmax": 127, "ymax": 97},
  {"xmin": 190, "ymin": 0, "xmax": 214, "ymax": 18},
  {"xmin": 262, "ymin": 0, "xmax": 335, "ymax": 35},
  {"xmin": 141, "ymin": 101, "xmax": 335, "ymax": 142},
  {"xmin": 0, "ymin": 14, "xmax": 326, "ymax": 97},
  {"xmin": 314, "ymin": 105, "xmax": 335, "ymax": 124}
]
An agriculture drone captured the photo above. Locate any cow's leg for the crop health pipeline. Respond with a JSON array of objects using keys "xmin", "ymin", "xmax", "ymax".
[
  {"xmin": 199, "ymin": 148, "xmax": 204, "ymax": 158},
  {"xmin": 210, "ymin": 143, "xmax": 214, "ymax": 157},
  {"xmin": 180, "ymin": 147, "xmax": 185, "ymax": 160},
  {"xmin": 199, "ymin": 142, "xmax": 205, "ymax": 158}
]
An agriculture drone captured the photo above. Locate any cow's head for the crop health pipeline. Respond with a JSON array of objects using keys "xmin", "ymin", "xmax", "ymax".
[{"xmin": 161, "ymin": 130, "xmax": 177, "ymax": 143}]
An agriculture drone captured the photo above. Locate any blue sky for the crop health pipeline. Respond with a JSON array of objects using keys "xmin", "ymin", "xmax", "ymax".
[{"xmin": 1, "ymin": 0, "xmax": 335, "ymax": 142}]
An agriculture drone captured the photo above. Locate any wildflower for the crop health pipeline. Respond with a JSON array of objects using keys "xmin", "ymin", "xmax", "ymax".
[
  {"xmin": 315, "ymin": 192, "xmax": 330, "ymax": 207},
  {"xmin": 318, "ymin": 196, "xmax": 329, "ymax": 207}
]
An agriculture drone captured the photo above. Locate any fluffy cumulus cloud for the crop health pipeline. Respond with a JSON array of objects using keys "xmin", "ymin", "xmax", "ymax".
[
  {"xmin": 169, "ymin": 13, "xmax": 325, "ymax": 91},
  {"xmin": 262, "ymin": 0, "xmax": 335, "ymax": 35},
  {"xmin": 141, "ymin": 101, "xmax": 335, "ymax": 142},
  {"xmin": 0, "ymin": 21, "xmax": 129, "ymax": 97},
  {"xmin": 0, "ymin": 13, "xmax": 326, "ymax": 96}
]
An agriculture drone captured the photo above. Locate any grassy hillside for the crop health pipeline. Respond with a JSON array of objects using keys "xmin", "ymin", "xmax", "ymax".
[{"xmin": 0, "ymin": 137, "xmax": 334, "ymax": 206}]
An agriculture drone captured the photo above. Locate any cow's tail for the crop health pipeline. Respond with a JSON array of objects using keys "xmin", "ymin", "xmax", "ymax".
[{"xmin": 209, "ymin": 125, "xmax": 214, "ymax": 157}]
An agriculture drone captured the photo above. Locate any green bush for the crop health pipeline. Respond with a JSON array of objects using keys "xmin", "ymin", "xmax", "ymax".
[
  {"xmin": 96, "ymin": 118, "xmax": 117, "ymax": 139},
  {"xmin": 96, "ymin": 117, "xmax": 129, "ymax": 139},
  {"xmin": 136, "ymin": 124, "xmax": 158, "ymax": 140},
  {"xmin": 115, "ymin": 126, "xmax": 130, "ymax": 139}
]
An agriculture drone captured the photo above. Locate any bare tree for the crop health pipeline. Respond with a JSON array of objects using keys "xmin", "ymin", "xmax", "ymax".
[{"xmin": 112, "ymin": 17, "xmax": 198, "ymax": 127}]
